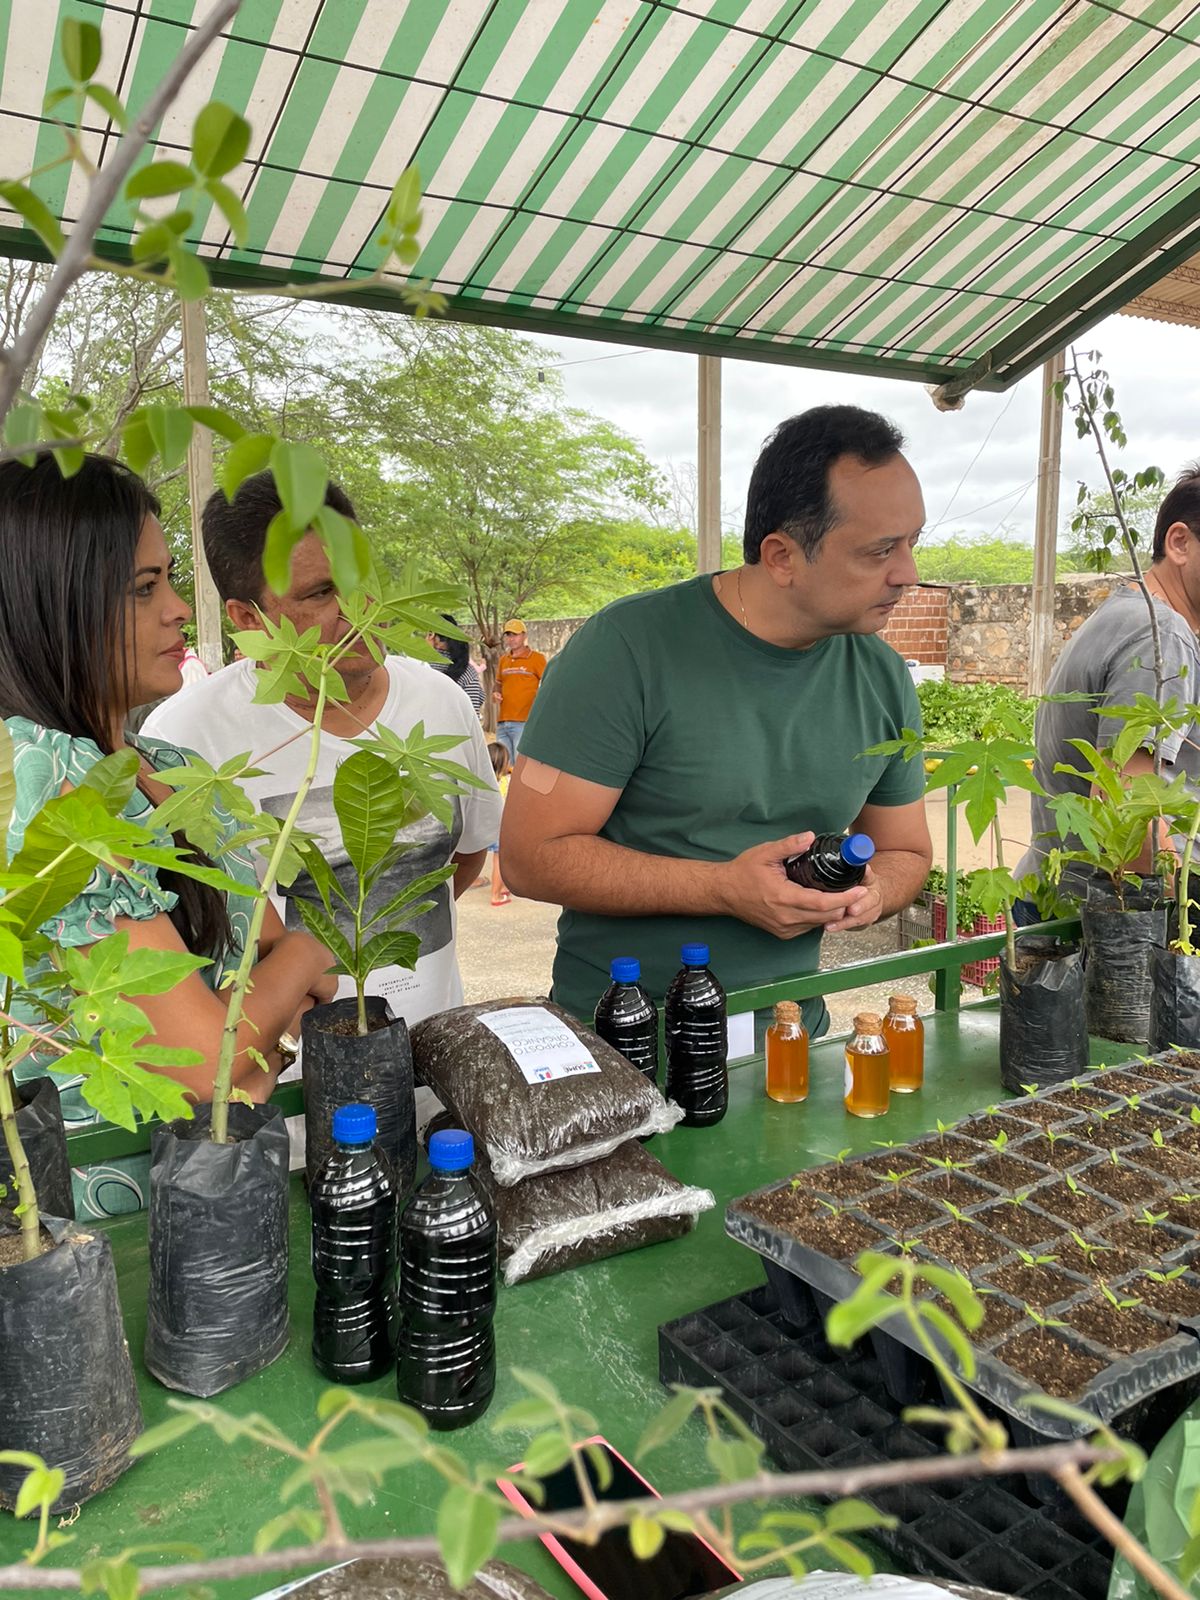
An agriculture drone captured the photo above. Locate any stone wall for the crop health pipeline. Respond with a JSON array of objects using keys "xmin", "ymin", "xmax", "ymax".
[
  {"xmin": 513, "ymin": 573, "xmax": 1121, "ymax": 689},
  {"xmin": 524, "ymin": 617, "xmax": 588, "ymax": 657},
  {"xmin": 946, "ymin": 573, "xmax": 1117, "ymax": 685}
]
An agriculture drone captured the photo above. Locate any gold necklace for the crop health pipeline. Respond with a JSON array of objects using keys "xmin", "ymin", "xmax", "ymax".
[{"xmin": 720, "ymin": 569, "xmax": 748, "ymax": 629}]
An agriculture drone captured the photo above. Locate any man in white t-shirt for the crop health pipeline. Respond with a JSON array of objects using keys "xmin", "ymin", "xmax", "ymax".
[{"xmin": 144, "ymin": 472, "xmax": 502, "ymax": 1028}]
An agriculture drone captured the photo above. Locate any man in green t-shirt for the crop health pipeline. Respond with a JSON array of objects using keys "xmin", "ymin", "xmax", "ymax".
[{"xmin": 501, "ymin": 405, "xmax": 932, "ymax": 1033}]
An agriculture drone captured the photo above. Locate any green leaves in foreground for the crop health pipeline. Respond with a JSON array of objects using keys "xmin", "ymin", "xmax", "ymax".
[
  {"xmin": 738, "ymin": 1499, "xmax": 896, "ymax": 1579},
  {"xmin": 827, "ymin": 1253, "xmax": 983, "ymax": 1384}
]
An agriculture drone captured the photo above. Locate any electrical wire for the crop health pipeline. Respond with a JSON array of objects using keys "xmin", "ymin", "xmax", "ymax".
[{"xmin": 929, "ymin": 386, "xmax": 1019, "ymax": 531}]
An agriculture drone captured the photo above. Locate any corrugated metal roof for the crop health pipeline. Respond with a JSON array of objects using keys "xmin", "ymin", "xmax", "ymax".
[{"xmin": 4, "ymin": 0, "xmax": 1200, "ymax": 392}]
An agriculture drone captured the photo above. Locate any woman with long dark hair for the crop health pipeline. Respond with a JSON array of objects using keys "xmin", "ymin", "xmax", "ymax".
[
  {"xmin": 0, "ymin": 453, "xmax": 335, "ymax": 1217},
  {"xmin": 428, "ymin": 615, "xmax": 484, "ymax": 717}
]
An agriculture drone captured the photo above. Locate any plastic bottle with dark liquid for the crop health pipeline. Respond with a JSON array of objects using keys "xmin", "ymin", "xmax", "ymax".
[
  {"xmin": 765, "ymin": 999, "xmax": 809, "ymax": 1103},
  {"xmin": 883, "ymin": 993, "xmax": 924, "ymax": 1093},
  {"xmin": 395, "ymin": 1128, "xmax": 498, "ymax": 1430},
  {"xmin": 844, "ymin": 1012, "xmax": 890, "ymax": 1118},
  {"xmin": 664, "ymin": 943, "xmax": 728, "ymax": 1127},
  {"xmin": 593, "ymin": 956, "xmax": 659, "ymax": 1085},
  {"xmin": 310, "ymin": 1101, "xmax": 397, "ymax": 1383},
  {"xmin": 784, "ymin": 832, "xmax": 875, "ymax": 890}
]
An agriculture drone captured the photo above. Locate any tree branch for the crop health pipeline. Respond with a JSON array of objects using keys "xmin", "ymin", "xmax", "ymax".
[
  {"xmin": 0, "ymin": 1442, "xmax": 1118, "ymax": 1592},
  {"xmin": 0, "ymin": 0, "xmax": 244, "ymax": 424},
  {"xmin": 1055, "ymin": 1463, "xmax": 1191, "ymax": 1600}
]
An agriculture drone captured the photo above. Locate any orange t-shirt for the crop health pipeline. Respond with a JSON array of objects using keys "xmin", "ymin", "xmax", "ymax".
[{"xmin": 497, "ymin": 649, "xmax": 546, "ymax": 722}]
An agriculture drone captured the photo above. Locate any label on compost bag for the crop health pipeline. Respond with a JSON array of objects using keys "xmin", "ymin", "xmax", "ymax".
[{"xmin": 478, "ymin": 1005, "xmax": 602, "ymax": 1085}]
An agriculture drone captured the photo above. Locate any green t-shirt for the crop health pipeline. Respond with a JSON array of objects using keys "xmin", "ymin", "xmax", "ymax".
[{"xmin": 519, "ymin": 576, "xmax": 924, "ymax": 1023}]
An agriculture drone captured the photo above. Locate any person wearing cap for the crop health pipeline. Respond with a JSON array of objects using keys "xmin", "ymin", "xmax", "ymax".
[
  {"xmin": 493, "ymin": 620, "xmax": 547, "ymax": 765},
  {"xmin": 500, "ymin": 405, "xmax": 933, "ymax": 1039}
]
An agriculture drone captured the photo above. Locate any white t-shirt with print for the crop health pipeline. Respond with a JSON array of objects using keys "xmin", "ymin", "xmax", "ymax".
[{"xmin": 144, "ymin": 655, "xmax": 502, "ymax": 1026}]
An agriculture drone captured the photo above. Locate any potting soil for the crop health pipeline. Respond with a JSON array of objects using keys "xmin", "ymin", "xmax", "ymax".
[
  {"xmin": 475, "ymin": 1139, "xmax": 714, "ymax": 1284},
  {"xmin": 410, "ymin": 999, "xmax": 682, "ymax": 1184},
  {"xmin": 725, "ymin": 1053, "xmax": 1200, "ymax": 1444}
]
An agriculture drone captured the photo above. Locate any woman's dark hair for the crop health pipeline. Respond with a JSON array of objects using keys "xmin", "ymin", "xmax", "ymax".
[
  {"xmin": 744, "ymin": 405, "xmax": 905, "ymax": 563},
  {"xmin": 0, "ymin": 452, "xmax": 230, "ymax": 960},
  {"xmin": 1153, "ymin": 464, "xmax": 1200, "ymax": 561},
  {"xmin": 431, "ymin": 614, "xmax": 471, "ymax": 682}
]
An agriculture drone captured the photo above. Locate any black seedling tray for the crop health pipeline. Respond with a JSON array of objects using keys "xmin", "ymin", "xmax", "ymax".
[
  {"xmin": 659, "ymin": 1283, "xmax": 1117, "ymax": 1600},
  {"xmin": 726, "ymin": 1055, "xmax": 1200, "ymax": 1445}
]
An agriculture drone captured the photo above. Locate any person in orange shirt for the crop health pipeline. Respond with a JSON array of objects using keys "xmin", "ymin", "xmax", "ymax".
[{"xmin": 493, "ymin": 619, "xmax": 546, "ymax": 764}]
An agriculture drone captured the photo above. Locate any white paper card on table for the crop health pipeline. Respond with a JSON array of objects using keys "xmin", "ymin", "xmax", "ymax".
[
  {"xmin": 478, "ymin": 1005, "xmax": 602, "ymax": 1086},
  {"xmin": 726, "ymin": 1010, "xmax": 755, "ymax": 1062}
]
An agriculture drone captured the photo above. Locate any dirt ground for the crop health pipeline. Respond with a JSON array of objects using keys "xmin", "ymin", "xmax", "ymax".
[{"xmin": 455, "ymin": 791, "xmax": 1033, "ymax": 1035}]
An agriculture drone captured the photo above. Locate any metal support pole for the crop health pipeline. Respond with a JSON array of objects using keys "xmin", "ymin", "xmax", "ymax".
[
  {"xmin": 1028, "ymin": 349, "xmax": 1066, "ymax": 695},
  {"xmin": 696, "ymin": 355, "xmax": 722, "ymax": 573},
  {"xmin": 181, "ymin": 298, "xmax": 225, "ymax": 671}
]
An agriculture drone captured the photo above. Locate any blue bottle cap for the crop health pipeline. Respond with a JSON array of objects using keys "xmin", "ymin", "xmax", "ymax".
[
  {"xmin": 841, "ymin": 833, "xmax": 875, "ymax": 867},
  {"xmin": 610, "ymin": 956, "xmax": 641, "ymax": 983},
  {"xmin": 680, "ymin": 943, "xmax": 710, "ymax": 966},
  {"xmin": 429, "ymin": 1128, "xmax": 475, "ymax": 1172},
  {"xmin": 332, "ymin": 1103, "xmax": 376, "ymax": 1145}
]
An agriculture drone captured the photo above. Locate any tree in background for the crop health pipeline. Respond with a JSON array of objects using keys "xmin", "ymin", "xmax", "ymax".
[{"xmin": 4, "ymin": 265, "xmax": 677, "ymax": 658}]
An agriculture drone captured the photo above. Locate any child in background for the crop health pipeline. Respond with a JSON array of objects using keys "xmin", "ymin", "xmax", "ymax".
[{"xmin": 488, "ymin": 741, "xmax": 511, "ymax": 906}]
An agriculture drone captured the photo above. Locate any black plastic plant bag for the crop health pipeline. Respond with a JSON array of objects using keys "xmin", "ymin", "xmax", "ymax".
[
  {"xmin": 0, "ymin": 1213, "xmax": 142, "ymax": 1510},
  {"xmin": 1149, "ymin": 946, "xmax": 1200, "ymax": 1053},
  {"xmin": 302, "ymin": 995, "xmax": 416, "ymax": 1193},
  {"xmin": 0, "ymin": 1076, "xmax": 74, "ymax": 1221},
  {"xmin": 476, "ymin": 1140, "xmax": 714, "ymax": 1285},
  {"xmin": 1082, "ymin": 878, "xmax": 1166, "ymax": 1043},
  {"xmin": 145, "ymin": 1101, "xmax": 290, "ymax": 1397},
  {"xmin": 998, "ymin": 935, "xmax": 1088, "ymax": 1092}
]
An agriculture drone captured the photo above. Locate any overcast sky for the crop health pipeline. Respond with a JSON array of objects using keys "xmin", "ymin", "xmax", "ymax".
[{"xmin": 521, "ymin": 311, "xmax": 1200, "ymax": 546}]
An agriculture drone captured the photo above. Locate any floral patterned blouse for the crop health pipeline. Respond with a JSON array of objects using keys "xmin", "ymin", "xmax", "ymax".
[{"xmin": 5, "ymin": 719, "xmax": 260, "ymax": 1219}]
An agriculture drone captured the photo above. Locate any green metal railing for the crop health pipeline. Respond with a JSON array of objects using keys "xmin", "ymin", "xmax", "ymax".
[{"xmin": 64, "ymin": 777, "xmax": 1068, "ymax": 1166}]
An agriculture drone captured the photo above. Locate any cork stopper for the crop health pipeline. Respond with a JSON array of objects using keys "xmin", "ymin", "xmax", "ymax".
[
  {"xmin": 853, "ymin": 1012, "xmax": 883, "ymax": 1033},
  {"xmin": 773, "ymin": 1000, "xmax": 801, "ymax": 1025},
  {"xmin": 888, "ymin": 994, "xmax": 918, "ymax": 1014}
]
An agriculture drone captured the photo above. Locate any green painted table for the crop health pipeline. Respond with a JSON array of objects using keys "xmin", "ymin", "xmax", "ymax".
[{"xmin": 0, "ymin": 1009, "xmax": 1137, "ymax": 1598}]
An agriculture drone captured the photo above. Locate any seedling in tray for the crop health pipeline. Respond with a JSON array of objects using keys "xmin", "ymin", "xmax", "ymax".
[
  {"xmin": 1098, "ymin": 1281, "xmax": 1144, "ymax": 1312},
  {"xmin": 1015, "ymin": 1248, "xmax": 1060, "ymax": 1269},
  {"xmin": 1024, "ymin": 1305, "xmax": 1067, "ymax": 1331},
  {"xmin": 923, "ymin": 1153, "xmax": 972, "ymax": 1183},
  {"xmin": 1146, "ymin": 1264, "xmax": 1189, "ymax": 1284},
  {"xmin": 1069, "ymin": 1233, "xmax": 1112, "ymax": 1270}
]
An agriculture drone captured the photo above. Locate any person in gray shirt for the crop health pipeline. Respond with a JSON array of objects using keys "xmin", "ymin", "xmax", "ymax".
[{"xmin": 1013, "ymin": 465, "xmax": 1200, "ymax": 916}]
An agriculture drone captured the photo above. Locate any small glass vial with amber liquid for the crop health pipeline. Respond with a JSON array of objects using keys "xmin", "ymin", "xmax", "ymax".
[
  {"xmin": 844, "ymin": 1012, "xmax": 890, "ymax": 1118},
  {"xmin": 765, "ymin": 1000, "xmax": 808, "ymax": 1103},
  {"xmin": 883, "ymin": 994, "xmax": 923, "ymax": 1093}
]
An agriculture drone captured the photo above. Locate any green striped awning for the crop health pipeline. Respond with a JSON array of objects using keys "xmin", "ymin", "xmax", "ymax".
[{"xmin": 4, "ymin": 0, "xmax": 1200, "ymax": 394}]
